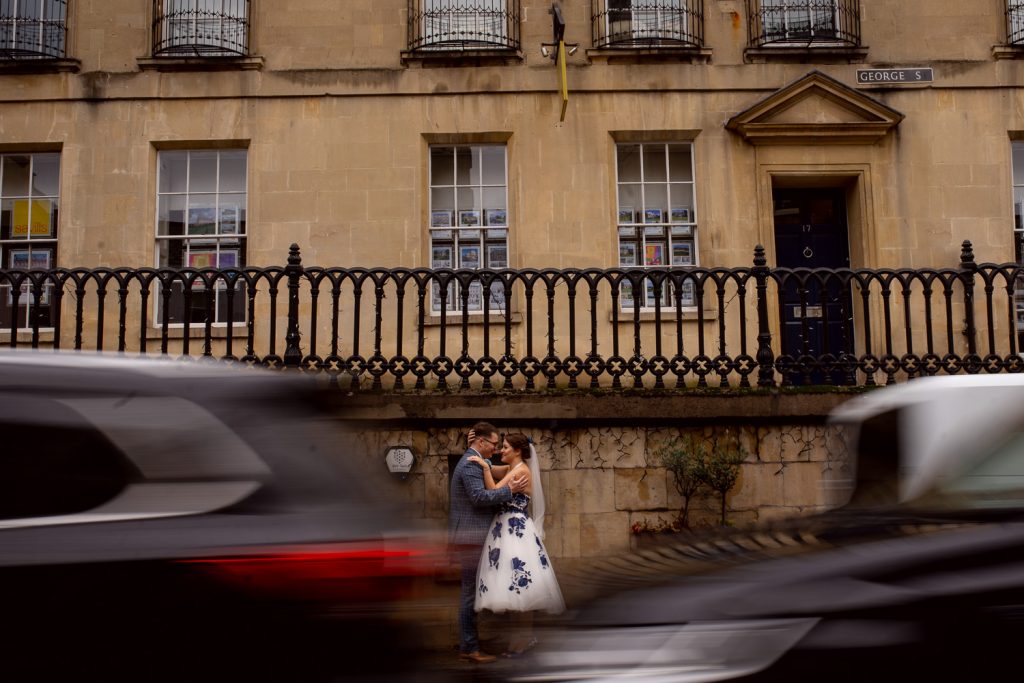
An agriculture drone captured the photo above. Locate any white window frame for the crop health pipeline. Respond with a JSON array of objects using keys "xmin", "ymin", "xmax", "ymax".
[
  {"xmin": 154, "ymin": 148, "xmax": 247, "ymax": 327},
  {"xmin": 428, "ymin": 144, "xmax": 509, "ymax": 315},
  {"xmin": 614, "ymin": 141, "xmax": 699, "ymax": 312},
  {"xmin": 0, "ymin": 152, "xmax": 60, "ymax": 331}
]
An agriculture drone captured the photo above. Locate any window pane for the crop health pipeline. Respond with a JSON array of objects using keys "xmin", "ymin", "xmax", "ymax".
[
  {"xmin": 455, "ymin": 147, "xmax": 476, "ymax": 185},
  {"xmin": 187, "ymin": 199, "xmax": 217, "ymax": 236},
  {"xmin": 643, "ymin": 145, "xmax": 667, "ymax": 182},
  {"xmin": 158, "ymin": 194, "xmax": 186, "ymax": 236},
  {"xmin": 456, "ymin": 187, "xmax": 480, "ymax": 214},
  {"xmin": 618, "ymin": 185, "xmax": 640, "ymax": 219},
  {"xmin": 644, "ymin": 184, "xmax": 668, "ymax": 214},
  {"xmin": 159, "ymin": 152, "xmax": 188, "ymax": 193},
  {"xmin": 667, "ymin": 144, "xmax": 693, "ymax": 182},
  {"xmin": 188, "ymin": 151, "xmax": 218, "ymax": 193},
  {"xmin": 480, "ymin": 146, "xmax": 505, "ymax": 185},
  {"xmin": 617, "ymin": 144, "xmax": 641, "ymax": 183},
  {"xmin": 218, "ymin": 193, "xmax": 245, "ymax": 235},
  {"xmin": 2, "ymin": 156, "xmax": 31, "ymax": 197},
  {"xmin": 30, "ymin": 154, "xmax": 60, "ymax": 197},
  {"xmin": 432, "ymin": 186, "xmax": 456, "ymax": 212},
  {"xmin": 431, "ymin": 147, "xmax": 455, "ymax": 186},
  {"xmin": 668, "ymin": 184, "xmax": 694, "ymax": 216},
  {"xmin": 482, "ymin": 187, "xmax": 505, "ymax": 213},
  {"xmin": 219, "ymin": 150, "xmax": 247, "ymax": 192}
]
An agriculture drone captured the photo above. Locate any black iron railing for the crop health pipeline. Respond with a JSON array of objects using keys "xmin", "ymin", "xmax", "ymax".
[
  {"xmin": 0, "ymin": 0, "xmax": 68, "ymax": 59},
  {"xmin": 1008, "ymin": 1, "xmax": 1024, "ymax": 45},
  {"xmin": 407, "ymin": 0, "xmax": 521, "ymax": 51},
  {"xmin": 746, "ymin": 0, "xmax": 860, "ymax": 48},
  {"xmin": 2, "ymin": 242, "xmax": 1021, "ymax": 391},
  {"xmin": 152, "ymin": 0, "xmax": 250, "ymax": 57},
  {"xmin": 592, "ymin": 1, "xmax": 704, "ymax": 49}
]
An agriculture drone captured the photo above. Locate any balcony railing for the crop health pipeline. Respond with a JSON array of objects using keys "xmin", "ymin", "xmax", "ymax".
[
  {"xmin": 4, "ymin": 242, "xmax": 1021, "ymax": 392},
  {"xmin": 0, "ymin": 0, "xmax": 68, "ymax": 59},
  {"xmin": 1009, "ymin": 1, "xmax": 1024, "ymax": 45},
  {"xmin": 152, "ymin": 0, "xmax": 250, "ymax": 57},
  {"xmin": 747, "ymin": 0, "xmax": 860, "ymax": 48},
  {"xmin": 407, "ymin": 0, "xmax": 521, "ymax": 52},
  {"xmin": 592, "ymin": 1, "xmax": 704, "ymax": 49}
]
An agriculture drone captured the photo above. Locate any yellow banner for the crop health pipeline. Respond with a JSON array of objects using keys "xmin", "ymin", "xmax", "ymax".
[
  {"xmin": 558, "ymin": 40, "xmax": 569, "ymax": 122},
  {"xmin": 12, "ymin": 199, "xmax": 53, "ymax": 238}
]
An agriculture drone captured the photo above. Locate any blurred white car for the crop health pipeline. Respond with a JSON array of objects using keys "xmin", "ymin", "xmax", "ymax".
[{"xmin": 513, "ymin": 375, "xmax": 1024, "ymax": 683}]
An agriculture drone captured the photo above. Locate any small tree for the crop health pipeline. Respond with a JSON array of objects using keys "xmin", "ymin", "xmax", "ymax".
[
  {"xmin": 658, "ymin": 437, "xmax": 708, "ymax": 529},
  {"xmin": 701, "ymin": 446, "xmax": 745, "ymax": 526}
]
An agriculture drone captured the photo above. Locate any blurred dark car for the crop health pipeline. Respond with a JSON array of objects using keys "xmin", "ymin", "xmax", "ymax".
[
  {"xmin": 0, "ymin": 352, "xmax": 440, "ymax": 682},
  {"xmin": 515, "ymin": 376, "xmax": 1024, "ymax": 683}
]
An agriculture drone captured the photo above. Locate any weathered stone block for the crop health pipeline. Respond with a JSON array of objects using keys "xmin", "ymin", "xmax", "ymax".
[
  {"xmin": 614, "ymin": 468, "xmax": 668, "ymax": 511},
  {"xmin": 546, "ymin": 468, "xmax": 616, "ymax": 515}
]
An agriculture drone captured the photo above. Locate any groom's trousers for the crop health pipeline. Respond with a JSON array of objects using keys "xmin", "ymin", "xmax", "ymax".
[{"xmin": 456, "ymin": 545, "xmax": 483, "ymax": 653}]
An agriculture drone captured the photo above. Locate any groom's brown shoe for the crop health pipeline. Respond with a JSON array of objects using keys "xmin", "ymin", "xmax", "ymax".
[{"xmin": 459, "ymin": 651, "xmax": 497, "ymax": 664}]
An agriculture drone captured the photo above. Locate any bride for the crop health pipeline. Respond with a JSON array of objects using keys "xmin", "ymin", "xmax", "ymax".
[{"xmin": 467, "ymin": 432, "xmax": 565, "ymax": 656}]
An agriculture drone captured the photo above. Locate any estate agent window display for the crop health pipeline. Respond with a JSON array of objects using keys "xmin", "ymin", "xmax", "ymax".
[
  {"xmin": 0, "ymin": 153, "xmax": 60, "ymax": 331},
  {"xmin": 615, "ymin": 142, "xmax": 698, "ymax": 310},
  {"xmin": 429, "ymin": 145, "xmax": 509, "ymax": 314},
  {"xmin": 155, "ymin": 149, "xmax": 247, "ymax": 325}
]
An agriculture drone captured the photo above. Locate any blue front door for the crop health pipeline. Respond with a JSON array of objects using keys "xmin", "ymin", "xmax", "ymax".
[{"xmin": 773, "ymin": 188, "xmax": 853, "ymax": 384}]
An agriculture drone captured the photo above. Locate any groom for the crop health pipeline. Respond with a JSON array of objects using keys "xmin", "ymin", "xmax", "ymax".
[{"xmin": 449, "ymin": 421, "xmax": 527, "ymax": 664}]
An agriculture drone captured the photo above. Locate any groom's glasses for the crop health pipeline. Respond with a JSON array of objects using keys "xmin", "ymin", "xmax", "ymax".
[{"xmin": 488, "ymin": 438, "xmax": 500, "ymax": 448}]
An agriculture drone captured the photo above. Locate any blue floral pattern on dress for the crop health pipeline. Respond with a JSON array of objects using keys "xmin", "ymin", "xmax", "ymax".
[
  {"xmin": 488, "ymin": 546, "xmax": 501, "ymax": 570},
  {"xmin": 508, "ymin": 557, "xmax": 532, "ymax": 594},
  {"xmin": 536, "ymin": 535, "xmax": 549, "ymax": 568},
  {"xmin": 491, "ymin": 519, "xmax": 502, "ymax": 540},
  {"xmin": 479, "ymin": 579, "xmax": 488, "ymax": 596},
  {"xmin": 508, "ymin": 515, "xmax": 527, "ymax": 538}
]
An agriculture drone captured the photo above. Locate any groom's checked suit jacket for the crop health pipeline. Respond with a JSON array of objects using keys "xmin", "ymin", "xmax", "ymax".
[{"xmin": 448, "ymin": 447, "xmax": 512, "ymax": 547}]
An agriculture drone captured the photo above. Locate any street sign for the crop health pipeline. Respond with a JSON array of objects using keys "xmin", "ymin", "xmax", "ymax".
[{"xmin": 856, "ymin": 68, "xmax": 933, "ymax": 85}]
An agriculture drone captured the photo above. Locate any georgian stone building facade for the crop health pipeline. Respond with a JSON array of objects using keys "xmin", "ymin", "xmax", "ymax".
[{"xmin": 4, "ymin": 1, "xmax": 1024, "ymax": 554}]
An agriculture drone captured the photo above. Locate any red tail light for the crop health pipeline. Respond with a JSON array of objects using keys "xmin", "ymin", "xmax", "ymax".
[{"xmin": 177, "ymin": 540, "xmax": 445, "ymax": 603}]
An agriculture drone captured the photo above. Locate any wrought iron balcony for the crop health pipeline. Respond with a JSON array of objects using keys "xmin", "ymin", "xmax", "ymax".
[
  {"xmin": 152, "ymin": 0, "xmax": 250, "ymax": 57},
  {"xmin": 407, "ymin": 0, "xmax": 521, "ymax": 52},
  {"xmin": 3, "ymin": 242, "xmax": 1020, "ymax": 392},
  {"xmin": 0, "ymin": 0, "xmax": 68, "ymax": 59},
  {"xmin": 592, "ymin": 1, "xmax": 704, "ymax": 49},
  {"xmin": 1009, "ymin": 1, "xmax": 1024, "ymax": 45},
  {"xmin": 746, "ymin": 0, "xmax": 860, "ymax": 48}
]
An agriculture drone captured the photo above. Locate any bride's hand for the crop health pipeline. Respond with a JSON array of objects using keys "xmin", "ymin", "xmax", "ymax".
[{"xmin": 467, "ymin": 455, "xmax": 488, "ymax": 468}]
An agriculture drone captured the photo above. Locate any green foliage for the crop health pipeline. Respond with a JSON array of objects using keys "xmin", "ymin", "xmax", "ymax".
[
  {"xmin": 657, "ymin": 436, "xmax": 707, "ymax": 529},
  {"xmin": 655, "ymin": 434, "xmax": 746, "ymax": 529},
  {"xmin": 702, "ymin": 445, "xmax": 745, "ymax": 526}
]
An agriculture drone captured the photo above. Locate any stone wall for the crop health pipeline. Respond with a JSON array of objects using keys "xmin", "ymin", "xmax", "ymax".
[{"xmin": 339, "ymin": 392, "xmax": 856, "ymax": 559}]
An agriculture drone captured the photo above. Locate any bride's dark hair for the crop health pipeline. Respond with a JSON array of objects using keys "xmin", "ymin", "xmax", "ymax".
[{"xmin": 504, "ymin": 433, "xmax": 531, "ymax": 458}]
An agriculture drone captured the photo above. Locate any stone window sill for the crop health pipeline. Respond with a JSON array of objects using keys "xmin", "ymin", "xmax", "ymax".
[
  {"xmin": 993, "ymin": 45, "xmax": 1024, "ymax": 60},
  {"xmin": 0, "ymin": 328, "xmax": 55, "ymax": 343},
  {"xmin": 424, "ymin": 312, "xmax": 522, "ymax": 327},
  {"xmin": 609, "ymin": 308, "xmax": 718, "ymax": 323},
  {"xmin": 0, "ymin": 58, "xmax": 80, "ymax": 74},
  {"xmin": 744, "ymin": 45, "xmax": 868, "ymax": 64},
  {"xmin": 137, "ymin": 56, "xmax": 265, "ymax": 72},
  {"xmin": 401, "ymin": 49, "xmax": 522, "ymax": 67},
  {"xmin": 586, "ymin": 47, "xmax": 712, "ymax": 65},
  {"xmin": 146, "ymin": 323, "xmax": 248, "ymax": 340}
]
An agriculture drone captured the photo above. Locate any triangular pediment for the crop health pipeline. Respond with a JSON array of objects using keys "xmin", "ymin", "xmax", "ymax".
[{"xmin": 727, "ymin": 71, "xmax": 904, "ymax": 145}]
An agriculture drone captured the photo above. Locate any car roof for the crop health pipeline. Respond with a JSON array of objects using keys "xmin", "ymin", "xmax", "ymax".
[{"xmin": 830, "ymin": 375, "xmax": 1024, "ymax": 502}]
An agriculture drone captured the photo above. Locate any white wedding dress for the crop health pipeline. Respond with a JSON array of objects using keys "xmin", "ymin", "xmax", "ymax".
[{"xmin": 474, "ymin": 491, "xmax": 565, "ymax": 614}]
